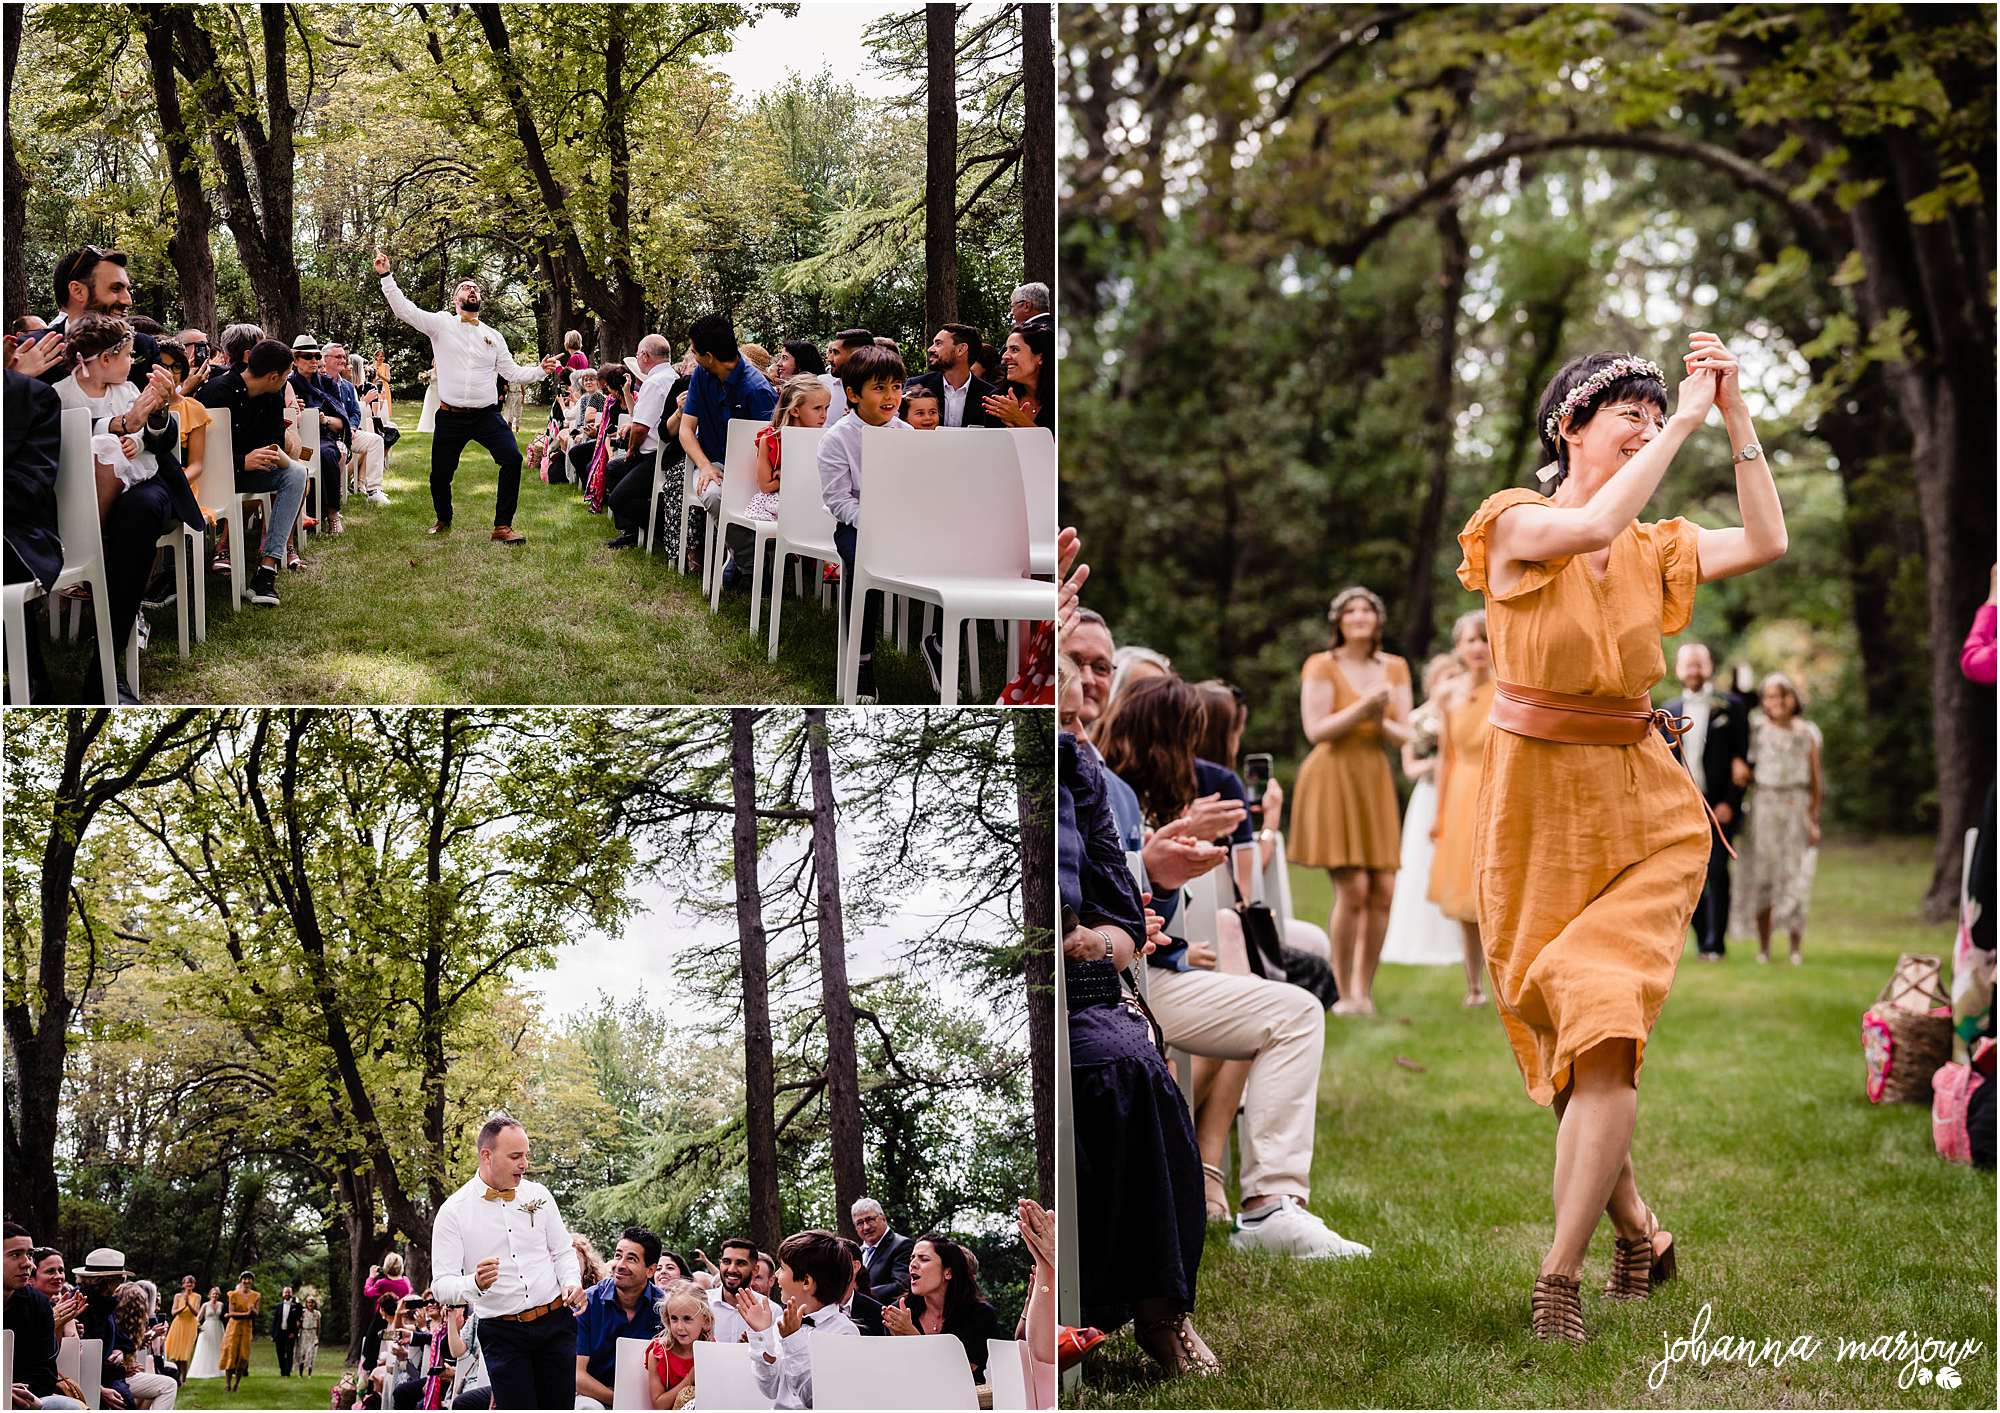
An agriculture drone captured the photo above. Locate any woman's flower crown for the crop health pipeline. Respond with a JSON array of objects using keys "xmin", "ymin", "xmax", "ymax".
[{"xmin": 1544, "ymin": 358, "xmax": 1666, "ymax": 442}]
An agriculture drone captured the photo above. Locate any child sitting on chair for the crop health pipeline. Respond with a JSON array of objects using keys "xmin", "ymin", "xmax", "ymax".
[
  {"xmin": 817, "ymin": 345, "xmax": 912, "ymax": 703},
  {"xmin": 899, "ymin": 384, "xmax": 941, "ymax": 429},
  {"xmin": 750, "ymin": 376, "xmax": 831, "ymax": 522},
  {"xmin": 645, "ymin": 1280, "xmax": 711, "ymax": 1410}
]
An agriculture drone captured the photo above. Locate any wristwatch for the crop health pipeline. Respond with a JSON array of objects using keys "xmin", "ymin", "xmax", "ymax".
[{"xmin": 1734, "ymin": 441, "xmax": 1763, "ymax": 462}]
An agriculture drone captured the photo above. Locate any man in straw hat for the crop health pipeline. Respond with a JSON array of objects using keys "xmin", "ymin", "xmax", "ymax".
[{"xmin": 75, "ymin": 1247, "xmax": 179, "ymax": 1409}]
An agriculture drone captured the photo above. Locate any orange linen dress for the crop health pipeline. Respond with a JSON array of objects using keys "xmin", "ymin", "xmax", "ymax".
[
  {"xmin": 1427, "ymin": 676, "xmax": 1494, "ymax": 923},
  {"xmin": 1289, "ymin": 651, "xmax": 1408, "ymax": 872},
  {"xmin": 164, "ymin": 1289, "xmax": 202, "ymax": 1363},
  {"xmin": 1457, "ymin": 489, "xmax": 1710, "ymax": 1106},
  {"xmin": 220, "ymin": 1288, "xmax": 259, "ymax": 1374}
]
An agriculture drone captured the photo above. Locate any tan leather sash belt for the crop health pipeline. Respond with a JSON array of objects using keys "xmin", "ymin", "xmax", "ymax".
[
  {"xmin": 1490, "ymin": 680, "xmax": 1736, "ymax": 859},
  {"xmin": 492, "ymin": 1297, "xmax": 568, "ymax": 1324}
]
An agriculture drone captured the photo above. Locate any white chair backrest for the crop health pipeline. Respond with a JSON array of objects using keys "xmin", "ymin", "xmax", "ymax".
[
  {"xmin": 776, "ymin": 425, "xmax": 834, "ymax": 543},
  {"xmin": 56, "ymin": 1336, "xmax": 102, "ymax": 1409},
  {"xmin": 985, "ymin": 1337, "xmax": 1030, "ymax": 1410},
  {"xmin": 1266, "ymin": 830, "xmax": 1296, "ymax": 927},
  {"xmin": 3, "ymin": 1325, "xmax": 12, "ymax": 1411},
  {"xmin": 297, "ymin": 407, "xmax": 319, "ymax": 451},
  {"xmin": 1006, "ymin": 426, "xmax": 1055, "ymax": 554},
  {"xmin": 854, "ymin": 426, "xmax": 1028, "ymax": 579},
  {"xmin": 718, "ymin": 417, "xmax": 765, "ymax": 519},
  {"xmin": 610, "ymin": 1336, "xmax": 650, "ymax": 1410},
  {"xmin": 692, "ymin": 1338, "xmax": 771, "ymax": 1410},
  {"xmin": 55, "ymin": 408, "xmax": 103, "ymax": 565},
  {"xmin": 1176, "ymin": 869, "xmax": 1221, "ymax": 945},
  {"xmin": 809, "ymin": 1328, "xmax": 978, "ymax": 1410},
  {"xmin": 202, "ymin": 413, "xmax": 238, "ymax": 505}
]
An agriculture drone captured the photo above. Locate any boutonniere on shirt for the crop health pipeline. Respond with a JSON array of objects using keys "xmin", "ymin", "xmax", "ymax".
[{"xmin": 520, "ymin": 1197, "xmax": 546, "ymax": 1225}]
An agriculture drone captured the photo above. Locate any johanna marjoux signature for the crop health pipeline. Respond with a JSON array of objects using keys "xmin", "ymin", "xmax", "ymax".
[{"xmin": 1648, "ymin": 1301, "xmax": 1987, "ymax": 1392}]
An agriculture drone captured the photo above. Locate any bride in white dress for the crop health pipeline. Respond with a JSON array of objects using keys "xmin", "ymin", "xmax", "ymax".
[
  {"xmin": 1381, "ymin": 654, "xmax": 1467, "ymax": 966},
  {"xmin": 187, "ymin": 1289, "xmax": 226, "ymax": 1379}
]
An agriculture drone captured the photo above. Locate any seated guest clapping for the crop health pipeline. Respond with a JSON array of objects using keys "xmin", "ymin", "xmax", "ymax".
[
  {"xmin": 573, "ymin": 1228, "xmax": 664, "ymax": 1410},
  {"xmin": 984, "ymin": 320, "xmax": 1052, "ymax": 429},
  {"xmin": 194, "ymin": 338, "xmax": 313, "ymax": 609},
  {"xmin": 880, "ymin": 1235, "xmax": 1000, "ymax": 1384},
  {"xmin": 817, "ymin": 343, "xmax": 911, "ymax": 704},
  {"xmin": 53, "ymin": 313, "xmax": 203, "ymax": 701},
  {"xmin": 734, "ymin": 1230, "xmax": 858, "ymax": 1410},
  {"xmin": 602, "ymin": 335, "xmax": 681, "ymax": 550},
  {"xmin": 705, "ymin": 1237, "xmax": 771, "ymax": 1344},
  {"xmin": 574, "ymin": 365, "xmax": 632, "ymax": 497},
  {"xmin": 642, "ymin": 1280, "xmax": 710, "ymax": 1410}
]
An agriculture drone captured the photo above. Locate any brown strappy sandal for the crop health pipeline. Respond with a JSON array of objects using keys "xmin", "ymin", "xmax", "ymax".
[
  {"xmin": 1200, "ymin": 1162, "xmax": 1231, "ymax": 1223},
  {"xmin": 1604, "ymin": 1206, "xmax": 1677, "ymax": 1299},
  {"xmin": 1134, "ymin": 1311, "xmax": 1222, "ymax": 1376},
  {"xmin": 1531, "ymin": 1272, "xmax": 1585, "ymax": 1343}
]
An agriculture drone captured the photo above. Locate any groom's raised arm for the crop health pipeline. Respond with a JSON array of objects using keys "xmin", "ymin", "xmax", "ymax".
[{"xmin": 379, "ymin": 271, "xmax": 444, "ymax": 340}]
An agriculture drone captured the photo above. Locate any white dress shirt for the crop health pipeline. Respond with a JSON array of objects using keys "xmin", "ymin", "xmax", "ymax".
[
  {"xmin": 1681, "ymin": 691, "xmax": 1711, "ymax": 795},
  {"xmin": 629, "ymin": 364, "xmax": 679, "ymax": 455},
  {"xmin": 430, "ymin": 1175, "xmax": 581, "ymax": 1318},
  {"xmin": 709, "ymin": 1286, "xmax": 774, "ymax": 1346},
  {"xmin": 380, "ymin": 276, "xmax": 544, "ymax": 409},
  {"xmin": 938, "ymin": 371, "xmax": 971, "ymax": 428},
  {"xmin": 745, "ymin": 1305, "xmax": 858, "ymax": 1410},
  {"xmin": 817, "ymin": 412, "xmax": 913, "ymax": 527}
]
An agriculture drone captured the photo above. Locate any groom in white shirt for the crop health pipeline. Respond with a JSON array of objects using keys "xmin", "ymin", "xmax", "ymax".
[
  {"xmin": 431, "ymin": 1116, "xmax": 582, "ymax": 1409},
  {"xmin": 374, "ymin": 249, "xmax": 561, "ymax": 543}
]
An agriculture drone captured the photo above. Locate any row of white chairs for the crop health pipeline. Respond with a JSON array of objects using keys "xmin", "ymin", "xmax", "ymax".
[
  {"xmin": 0, "ymin": 1333, "xmax": 108, "ymax": 1409},
  {"xmin": 603, "ymin": 1330, "xmax": 1038, "ymax": 1410}
]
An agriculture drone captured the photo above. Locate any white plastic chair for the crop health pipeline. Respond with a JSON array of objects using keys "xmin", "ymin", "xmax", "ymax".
[
  {"xmin": 809, "ymin": 1328, "xmax": 978, "ymax": 1410},
  {"xmin": 708, "ymin": 418, "xmax": 780, "ymax": 621},
  {"xmin": 766, "ymin": 426, "xmax": 841, "ymax": 665},
  {"xmin": 838, "ymin": 426, "xmax": 1050, "ymax": 705},
  {"xmin": 985, "ymin": 1338, "xmax": 1030, "ymax": 1410},
  {"xmin": 200, "ymin": 416, "xmax": 263, "ymax": 613},
  {"xmin": 48, "ymin": 407, "xmax": 122, "ymax": 703},
  {"xmin": 1264, "ymin": 830, "xmax": 1297, "ymax": 928},
  {"xmin": 1005, "ymin": 426, "xmax": 1057, "ymax": 576},
  {"xmin": 691, "ymin": 1339, "xmax": 771, "ymax": 1410},
  {"xmin": 296, "ymin": 407, "xmax": 321, "ymax": 534},
  {"xmin": 640, "ymin": 439, "xmax": 671, "ymax": 555},
  {"xmin": 56, "ymin": 1335, "xmax": 103, "ymax": 1409},
  {"xmin": 2, "ymin": 579, "xmax": 48, "ymax": 703},
  {"xmin": 610, "ymin": 1336, "xmax": 650, "ymax": 1409},
  {"xmin": 4, "ymin": 1324, "xmax": 15, "ymax": 1410}
]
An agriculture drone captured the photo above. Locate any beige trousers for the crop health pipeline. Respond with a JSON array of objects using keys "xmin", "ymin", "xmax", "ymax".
[
  {"xmin": 1145, "ymin": 963, "xmax": 1324, "ymax": 1200},
  {"xmin": 349, "ymin": 429, "xmax": 387, "ymax": 493}
]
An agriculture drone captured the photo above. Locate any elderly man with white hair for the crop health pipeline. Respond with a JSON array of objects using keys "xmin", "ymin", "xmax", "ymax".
[
  {"xmin": 1009, "ymin": 281, "xmax": 1051, "ymax": 326},
  {"xmin": 848, "ymin": 1198, "xmax": 914, "ymax": 1304},
  {"xmin": 324, "ymin": 343, "xmax": 391, "ymax": 505}
]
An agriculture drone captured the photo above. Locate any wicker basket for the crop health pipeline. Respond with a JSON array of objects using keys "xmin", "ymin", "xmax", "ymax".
[{"xmin": 1863, "ymin": 954, "xmax": 1953, "ymax": 1105}]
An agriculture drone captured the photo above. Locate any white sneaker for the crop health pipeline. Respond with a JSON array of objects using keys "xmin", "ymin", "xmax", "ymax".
[
  {"xmin": 1229, "ymin": 1197, "xmax": 1372, "ymax": 1260},
  {"xmin": 367, "ymin": 490, "xmax": 391, "ymax": 506}
]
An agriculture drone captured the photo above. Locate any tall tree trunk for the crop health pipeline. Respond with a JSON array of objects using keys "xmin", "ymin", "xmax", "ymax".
[
  {"xmin": 2, "ymin": 2, "xmax": 28, "ymax": 321},
  {"xmin": 1014, "ymin": 713, "xmax": 1057, "ymax": 1205},
  {"xmin": 804, "ymin": 710, "xmax": 867, "ymax": 1238},
  {"xmin": 729, "ymin": 710, "xmax": 783, "ymax": 1253},
  {"xmin": 1021, "ymin": 3, "xmax": 1056, "ymax": 291},
  {"xmin": 1400, "ymin": 202, "xmax": 1467, "ymax": 662},
  {"xmin": 924, "ymin": 2, "xmax": 958, "ymax": 334},
  {"xmin": 139, "ymin": 5, "xmax": 217, "ymax": 335},
  {"xmin": 338, "ymin": 1165, "xmax": 379, "ymax": 1363}
]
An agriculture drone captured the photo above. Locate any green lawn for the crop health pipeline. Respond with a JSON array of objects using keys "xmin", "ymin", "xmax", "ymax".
[
  {"xmin": 1076, "ymin": 837, "xmax": 1996, "ymax": 1409},
  {"xmin": 174, "ymin": 1336, "xmax": 339, "ymax": 1411},
  {"xmin": 31, "ymin": 420, "xmax": 1013, "ymax": 704}
]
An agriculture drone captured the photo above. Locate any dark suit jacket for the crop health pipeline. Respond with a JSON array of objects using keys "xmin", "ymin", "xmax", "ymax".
[
  {"xmin": 846, "ymin": 1288, "xmax": 886, "ymax": 1336},
  {"xmin": 4, "ymin": 370, "xmax": 65, "ymax": 588},
  {"xmin": 904, "ymin": 369, "xmax": 1001, "ymax": 428},
  {"xmin": 861, "ymin": 1231, "xmax": 914, "ymax": 1304},
  {"xmin": 289, "ymin": 370, "xmax": 351, "ymax": 445},
  {"xmin": 273, "ymin": 1299, "xmax": 302, "ymax": 1336},
  {"xmin": 1659, "ymin": 688, "xmax": 1748, "ymax": 822}
]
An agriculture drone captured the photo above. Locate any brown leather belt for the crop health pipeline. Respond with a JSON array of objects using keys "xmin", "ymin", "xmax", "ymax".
[
  {"xmin": 1489, "ymin": 680, "xmax": 1736, "ymax": 858},
  {"xmin": 436, "ymin": 401, "xmax": 496, "ymax": 415},
  {"xmin": 491, "ymin": 1297, "xmax": 568, "ymax": 1324}
]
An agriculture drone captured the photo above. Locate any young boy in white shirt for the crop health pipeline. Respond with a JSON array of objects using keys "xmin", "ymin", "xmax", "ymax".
[
  {"xmin": 733, "ymin": 1230, "xmax": 858, "ymax": 1410},
  {"xmin": 816, "ymin": 345, "xmax": 911, "ymax": 704}
]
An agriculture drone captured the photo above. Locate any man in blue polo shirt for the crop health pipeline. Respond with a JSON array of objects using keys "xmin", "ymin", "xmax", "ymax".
[
  {"xmin": 572, "ymin": 1228, "xmax": 664, "ymax": 1409},
  {"xmin": 677, "ymin": 312, "xmax": 776, "ymax": 572}
]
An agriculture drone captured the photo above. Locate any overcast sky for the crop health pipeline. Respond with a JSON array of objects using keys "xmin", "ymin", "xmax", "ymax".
[{"xmin": 701, "ymin": 2, "xmax": 904, "ymax": 100}]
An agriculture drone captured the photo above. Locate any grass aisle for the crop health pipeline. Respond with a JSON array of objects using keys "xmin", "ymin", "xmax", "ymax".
[
  {"xmin": 1076, "ymin": 838, "xmax": 1996, "ymax": 1409},
  {"xmin": 173, "ymin": 1337, "xmax": 337, "ymax": 1411},
  {"xmin": 57, "ymin": 422, "xmax": 1006, "ymax": 704}
]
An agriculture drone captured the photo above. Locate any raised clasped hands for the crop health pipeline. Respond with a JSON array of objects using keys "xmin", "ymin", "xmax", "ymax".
[
  {"xmin": 1016, "ymin": 1197, "xmax": 1055, "ymax": 1270},
  {"xmin": 1683, "ymin": 330, "xmax": 1742, "ymax": 414}
]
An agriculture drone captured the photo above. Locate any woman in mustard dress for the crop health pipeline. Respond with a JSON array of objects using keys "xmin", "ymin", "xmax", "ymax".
[
  {"xmin": 163, "ymin": 1275, "xmax": 202, "ymax": 1381},
  {"xmin": 1459, "ymin": 336, "xmax": 1786, "ymax": 1342},
  {"xmin": 1427, "ymin": 610, "xmax": 1495, "ymax": 1010},
  {"xmin": 1291, "ymin": 586, "xmax": 1411, "ymax": 1015},
  {"xmin": 220, "ymin": 1271, "xmax": 260, "ymax": 1391}
]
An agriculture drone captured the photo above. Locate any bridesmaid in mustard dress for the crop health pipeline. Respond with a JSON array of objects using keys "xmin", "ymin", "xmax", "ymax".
[
  {"xmin": 1291, "ymin": 586, "xmax": 1411, "ymax": 1016},
  {"xmin": 221, "ymin": 1271, "xmax": 260, "ymax": 1392},
  {"xmin": 163, "ymin": 1275, "xmax": 201, "ymax": 1383},
  {"xmin": 1427, "ymin": 610, "xmax": 1495, "ymax": 1010},
  {"xmin": 1459, "ymin": 336, "xmax": 1785, "ymax": 1341}
]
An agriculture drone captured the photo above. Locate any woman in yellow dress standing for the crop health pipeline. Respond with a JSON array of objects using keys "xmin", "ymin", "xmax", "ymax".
[
  {"xmin": 1458, "ymin": 336, "xmax": 1785, "ymax": 1342},
  {"xmin": 220, "ymin": 1271, "xmax": 260, "ymax": 1392},
  {"xmin": 1290, "ymin": 586, "xmax": 1411, "ymax": 1015},
  {"xmin": 1427, "ymin": 610, "xmax": 1495, "ymax": 1010},
  {"xmin": 163, "ymin": 1274, "xmax": 202, "ymax": 1384}
]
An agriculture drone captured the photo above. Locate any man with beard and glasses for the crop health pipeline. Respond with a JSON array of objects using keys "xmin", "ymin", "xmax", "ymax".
[
  {"xmin": 705, "ymin": 1238, "xmax": 773, "ymax": 1345},
  {"xmin": 375, "ymin": 249, "xmax": 561, "ymax": 543},
  {"xmin": 24, "ymin": 247, "xmax": 158, "ymax": 388}
]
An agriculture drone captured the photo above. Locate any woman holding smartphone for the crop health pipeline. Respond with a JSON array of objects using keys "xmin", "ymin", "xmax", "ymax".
[{"xmin": 1458, "ymin": 335, "xmax": 1785, "ymax": 1341}]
